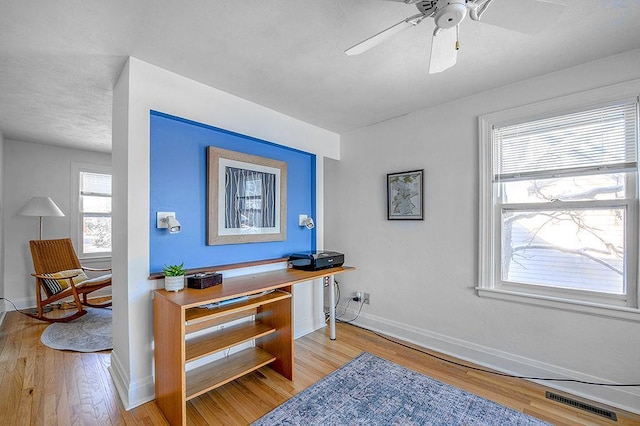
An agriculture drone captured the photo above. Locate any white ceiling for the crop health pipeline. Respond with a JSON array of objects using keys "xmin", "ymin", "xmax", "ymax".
[{"xmin": 1, "ymin": 0, "xmax": 640, "ymax": 153}]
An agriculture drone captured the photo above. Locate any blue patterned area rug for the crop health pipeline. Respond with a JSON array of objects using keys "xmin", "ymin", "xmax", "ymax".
[{"xmin": 253, "ymin": 352, "xmax": 549, "ymax": 425}]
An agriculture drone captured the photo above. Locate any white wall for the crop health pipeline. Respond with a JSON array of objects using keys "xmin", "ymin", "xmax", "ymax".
[
  {"xmin": 0, "ymin": 129, "xmax": 4, "ymax": 323},
  {"xmin": 110, "ymin": 57, "xmax": 340, "ymax": 409},
  {"xmin": 2, "ymin": 139, "xmax": 111, "ymax": 309},
  {"xmin": 326, "ymin": 49, "xmax": 640, "ymax": 413}
]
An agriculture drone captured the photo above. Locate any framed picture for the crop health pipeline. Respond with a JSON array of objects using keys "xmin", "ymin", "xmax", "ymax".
[
  {"xmin": 207, "ymin": 146, "xmax": 287, "ymax": 245},
  {"xmin": 387, "ymin": 169, "xmax": 424, "ymax": 220}
]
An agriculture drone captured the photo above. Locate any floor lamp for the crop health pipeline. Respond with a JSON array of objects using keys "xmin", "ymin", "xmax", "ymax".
[
  {"xmin": 18, "ymin": 196, "xmax": 65, "ymax": 240},
  {"xmin": 18, "ymin": 196, "xmax": 65, "ymax": 315}
]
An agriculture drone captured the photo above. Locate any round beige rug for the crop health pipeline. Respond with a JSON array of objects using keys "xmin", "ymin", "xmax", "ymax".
[{"xmin": 40, "ymin": 307, "xmax": 112, "ymax": 352}]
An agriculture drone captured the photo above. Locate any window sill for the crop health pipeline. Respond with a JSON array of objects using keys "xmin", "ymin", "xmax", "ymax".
[
  {"xmin": 476, "ymin": 287, "xmax": 640, "ymax": 323},
  {"xmin": 79, "ymin": 255, "xmax": 112, "ymax": 263}
]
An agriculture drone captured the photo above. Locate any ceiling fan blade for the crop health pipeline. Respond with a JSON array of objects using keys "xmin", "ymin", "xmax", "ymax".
[
  {"xmin": 476, "ymin": 0, "xmax": 566, "ymax": 34},
  {"xmin": 345, "ymin": 13, "xmax": 426, "ymax": 56},
  {"xmin": 428, "ymin": 27, "xmax": 458, "ymax": 74}
]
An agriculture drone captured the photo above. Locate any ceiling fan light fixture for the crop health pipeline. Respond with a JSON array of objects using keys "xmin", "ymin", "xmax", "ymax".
[
  {"xmin": 433, "ymin": 1, "xmax": 468, "ymax": 29},
  {"xmin": 345, "ymin": 0, "xmax": 566, "ymax": 73}
]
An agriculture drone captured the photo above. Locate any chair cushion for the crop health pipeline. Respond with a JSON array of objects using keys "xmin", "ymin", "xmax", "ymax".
[
  {"xmin": 77, "ymin": 273, "xmax": 112, "ymax": 288},
  {"xmin": 41, "ymin": 269, "xmax": 89, "ymax": 295}
]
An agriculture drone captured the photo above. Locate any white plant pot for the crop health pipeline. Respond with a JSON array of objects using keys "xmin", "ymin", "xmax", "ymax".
[{"xmin": 164, "ymin": 275, "xmax": 185, "ymax": 292}]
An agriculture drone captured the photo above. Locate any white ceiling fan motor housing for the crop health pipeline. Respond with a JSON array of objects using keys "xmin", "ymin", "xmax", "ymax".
[{"xmin": 433, "ymin": 0, "xmax": 468, "ymax": 29}]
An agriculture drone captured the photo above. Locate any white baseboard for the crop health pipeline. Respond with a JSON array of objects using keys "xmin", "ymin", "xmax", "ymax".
[
  {"xmin": 294, "ymin": 312, "xmax": 326, "ymax": 339},
  {"xmin": 341, "ymin": 307, "xmax": 640, "ymax": 415},
  {"xmin": 4, "ymin": 295, "xmax": 34, "ymax": 310},
  {"xmin": 109, "ymin": 351, "xmax": 155, "ymax": 410},
  {"xmin": 4, "ymin": 289, "xmax": 112, "ymax": 311},
  {"xmin": 108, "ymin": 351, "xmax": 130, "ymax": 408}
]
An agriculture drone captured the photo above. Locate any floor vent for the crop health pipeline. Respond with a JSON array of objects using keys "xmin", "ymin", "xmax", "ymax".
[{"xmin": 545, "ymin": 391, "xmax": 617, "ymax": 421}]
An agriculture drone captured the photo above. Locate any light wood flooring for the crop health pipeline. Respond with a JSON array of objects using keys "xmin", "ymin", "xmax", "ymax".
[{"xmin": 1, "ymin": 305, "xmax": 639, "ymax": 425}]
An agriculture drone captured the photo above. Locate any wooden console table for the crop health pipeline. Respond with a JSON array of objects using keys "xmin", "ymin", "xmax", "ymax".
[{"xmin": 153, "ymin": 266, "xmax": 354, "ymax": 426}]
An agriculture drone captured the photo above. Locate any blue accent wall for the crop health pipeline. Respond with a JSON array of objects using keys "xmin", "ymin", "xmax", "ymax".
[{"xmin": 149, "ymin": 111, "xmax": 316, "ymax": 273}]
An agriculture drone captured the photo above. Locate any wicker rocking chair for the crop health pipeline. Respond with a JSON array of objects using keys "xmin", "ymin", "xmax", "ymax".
[{"xmin": 28, "ymin": 238, "xmax": 112, "ymax": 322}]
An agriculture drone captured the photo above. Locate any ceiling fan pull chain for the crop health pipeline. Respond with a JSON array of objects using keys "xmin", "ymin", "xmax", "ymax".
[{"xmin": 455, "ymin": 24, "xmax": 460, "ymax": 50}]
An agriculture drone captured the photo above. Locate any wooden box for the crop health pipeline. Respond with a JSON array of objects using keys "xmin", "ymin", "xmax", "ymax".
[{"xmin": 187, "ymin": 273, "xmax": 222, "ymax": 289}]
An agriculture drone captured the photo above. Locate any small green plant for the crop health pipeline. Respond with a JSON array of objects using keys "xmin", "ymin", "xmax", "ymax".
[{"xmin": 162, "ymin": 263, "xmax": 186, "ymax": 277}]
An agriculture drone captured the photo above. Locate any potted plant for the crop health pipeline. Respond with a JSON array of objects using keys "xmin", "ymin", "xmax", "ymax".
[{"xmin": 162, "ymin": 263, "xmax": 187, "ymax": 292}]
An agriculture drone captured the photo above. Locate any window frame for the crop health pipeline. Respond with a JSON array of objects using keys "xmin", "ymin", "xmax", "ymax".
[
  {"xmin": 71, "ymin": 162, "xmax": 112, "ymax": 260},
  {"xmin": 478, "ymin": 82, "xmax": 640, "ymax": 322},
  {"xmin": 495, "ymin": 198, "xmax": 636, "ymax": 305}
]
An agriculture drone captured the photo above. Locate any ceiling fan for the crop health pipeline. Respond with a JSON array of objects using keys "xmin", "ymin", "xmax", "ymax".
[{"xmin": 345, "ymin": 0, "xmax": 566, "ymax": 74}]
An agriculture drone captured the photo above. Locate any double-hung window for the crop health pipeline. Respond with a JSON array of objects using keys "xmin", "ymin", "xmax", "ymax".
[
  {"xmin": 79, "ymin": 170, "xmax": 112, "ymax": 257},
  {"xmin": 479, "ymin": 92, "xmax": 639, "ymax": 316}
]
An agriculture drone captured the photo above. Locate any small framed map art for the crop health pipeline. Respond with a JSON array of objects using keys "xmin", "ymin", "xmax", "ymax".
[{"xmin": 387, "ymin": 169, "xmax": 424, "ymax": 220}]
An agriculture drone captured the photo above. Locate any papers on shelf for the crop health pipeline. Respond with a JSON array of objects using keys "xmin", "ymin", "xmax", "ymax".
[{"xmin": 198, "ymin": 295, "xmax": 249, "ymax": 309}]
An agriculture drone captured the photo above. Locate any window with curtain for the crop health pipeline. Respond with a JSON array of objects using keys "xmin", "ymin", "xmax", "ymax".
[
  {"xmin": 479, "ymin": 96, "xmax": 639, "ymax": 312},
  {"xmin": 79, "ymin": 171, "xmax": 112, "ymax": 256}
]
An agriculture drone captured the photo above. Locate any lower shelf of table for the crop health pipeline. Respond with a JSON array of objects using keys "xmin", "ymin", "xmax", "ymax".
[{"xmin": 185, "ymin": 346, "xmax": 276, "ymax": 401}]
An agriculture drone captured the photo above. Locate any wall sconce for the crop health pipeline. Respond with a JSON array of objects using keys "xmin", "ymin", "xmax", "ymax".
[
  {"xmin": 157, "ymin": 212, "xmax": 181, "ymax": 234},
  {"xmin": 298, "ymin": 214, "xmax": 315, "ymax": 230}
]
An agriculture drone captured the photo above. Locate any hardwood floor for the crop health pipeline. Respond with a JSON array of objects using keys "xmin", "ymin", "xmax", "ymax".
[{"xmin": 1, "ymin": 306, "xmax": 638, "ymax": 425}]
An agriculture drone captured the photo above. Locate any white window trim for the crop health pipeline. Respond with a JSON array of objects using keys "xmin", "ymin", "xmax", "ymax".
[
  {"xmin": 71, "ymin": 162, "xmax": 112, "ymax": 261},
  {"xmin": 478, "ymin": 79, "xmax": 640, "ymax": 322}
]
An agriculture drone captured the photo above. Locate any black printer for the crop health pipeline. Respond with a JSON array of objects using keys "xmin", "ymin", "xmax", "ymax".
[{"xmin": 288, "ymin": 250, "xmax": 344, "ymax": 271}]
